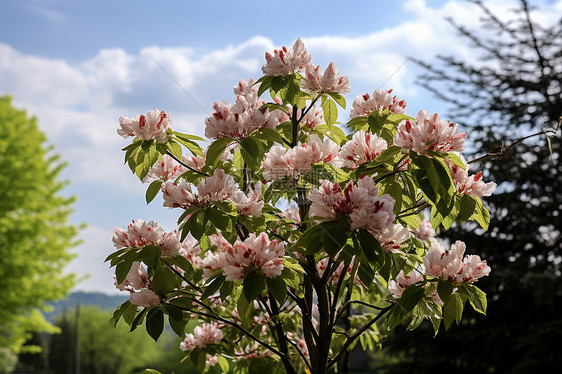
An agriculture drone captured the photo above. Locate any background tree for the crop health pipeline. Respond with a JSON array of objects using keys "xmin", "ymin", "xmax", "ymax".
[
  {"xmin": 378, "ymin": 1, "xmax": 562, "ymax": 373},
  {"xmin": 0, "ymin": 96, "xmax": 79, "ymax": 363},
  {"xmin": 47, "ymin": 306, "xmax": 195, "ymax": 374}
]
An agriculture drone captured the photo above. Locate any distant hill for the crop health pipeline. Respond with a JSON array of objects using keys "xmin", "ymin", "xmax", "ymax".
[{"xmin": 45, "ymin": 291, "xmax": 127, "ymax": 321}]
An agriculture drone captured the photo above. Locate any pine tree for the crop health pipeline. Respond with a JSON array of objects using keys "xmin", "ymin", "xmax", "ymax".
[{"xmin": 379, "ymin": 1, "xmax": 562, "ymax": 373}]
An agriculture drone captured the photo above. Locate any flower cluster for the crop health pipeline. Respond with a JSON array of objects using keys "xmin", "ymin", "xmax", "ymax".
[
  {"xmin": 375, "ymin": 224, "xmax": 410, "ymax": 253},
  {"xmin": 202, "ymin": 233, "xmax": 285, "ymax": 281},
  {"xmin": 162, "ymin": 169, "xmax": 264, "ymax": 217},
  {"xmin": 112, "ymin": 219, "xmax": 180, "ymax": 257},
  {"xmin": 447, "ymin": 154, "xmax": 497, "ymax": 197},
  {"xmin": 301, "ymin": 62, "xmax": 351, "ymax": 95},
  {"xmin": 142, "ymin": 154, "xmax": 186, "ymax": 183},
  {"xmin": 411, "ymin": 219, "xmax": 436, "ymax": 241},
  {"xmin": 423, "ymin": 240, "xmax": 491, "ymax": 283},
  {"xmin": 388, "ymin": 269, "xmax": 442, "ymax": 304},
  {"xmin": 262, "ymin": 38, "xmax": 311, "ymax": 76},
  {"xmin": 204, "ymin": 78, "xmax": 279, "ymax": 140},
  {"xmin": 339, "ymin": 130, "xmax": 388, "ymax": 169},
  {"xmin": 349, "ymin": 89, "xmax": 407, "ymax": 118},
  {"xmin": 114, "ymin": 262, "xmax": 161, "ymax": 307},
  {"xmin": 309, "ymin": 177, "xmax": 395, "ymax": 233},
  {"xmin": 117, "ymin": 109, "xmax": 171, "ymax": 143},
  {"xmin": 393, "ymin": 110, "xmax": 466, "ymax": 154},
  {"xmin": 180, "ymin": 322, "xmax": 224, "ymax": 351},
  {"xmin": 262, "ymin": 135, "xmax": 341, "ymax": 181}
]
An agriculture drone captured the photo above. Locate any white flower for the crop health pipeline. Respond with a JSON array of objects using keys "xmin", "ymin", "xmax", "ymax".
[
  {"xmin": 118, "ymin": 109, "xmax": 171, "ymax": 143},
  {"xmin": 262, "ymin": 38, "xmax": 312, "ymax": 76}
]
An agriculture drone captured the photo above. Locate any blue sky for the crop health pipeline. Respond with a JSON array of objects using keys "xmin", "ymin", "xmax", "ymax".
[{"xmin": 2, "ymin": 0, "xmax": 561, "ymax": 294}]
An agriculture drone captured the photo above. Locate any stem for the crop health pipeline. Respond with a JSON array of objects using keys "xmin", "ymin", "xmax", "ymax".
[
  {"xmin": 168, "ymin": 302, "xmax": 287, "ymax": 360},
  {"xmin": 165, "ymin": 150, "xmax": 208, "ymax": 177},
  {"xmin": 328, "ymin": 305, "xmax": 393, "ymax": 369},
  {"xmin": 164, "ymin": 262, "xmax": 201, "ymax": 292}
]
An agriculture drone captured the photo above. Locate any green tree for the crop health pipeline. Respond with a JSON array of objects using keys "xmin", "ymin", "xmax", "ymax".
[
  {"xmin": 378, "ymin": 1, "xmax": 562, "ymax": 373},
  {"xmin": 0, "ymin": 96, "xmax": 79, "ymax": 361},
  {"xmin": 48, "ymin": 306, "xmax": 194, "ymax": 374}
]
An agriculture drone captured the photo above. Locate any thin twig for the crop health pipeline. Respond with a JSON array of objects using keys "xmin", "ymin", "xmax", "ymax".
[{"xmin": 166, "ymin": 150, "xmax": 209, "ymax": 177}]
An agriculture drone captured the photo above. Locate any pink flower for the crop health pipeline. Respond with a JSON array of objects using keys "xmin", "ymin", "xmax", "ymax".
[
  {"xmin": 180, "ymin": 322, "xmax": 224, "ymax": 351},
  {"xmin": 388, "ymin": 269, "xmax": 442, "ymax": 304},
  {"xmin": 179, "ymin": 234, "xmax": 202, "ymax": 268},
  {"xmin": 339, "ymin": 130, "xmax": 388, "ymax": 169},
  {"xmin": 160, "ymin": 231, "xmax": 181, "ymax": 257},
  {"xmin": 374, "ymin": 224, "xmax": 410, "ymax": 253},
  {"xmin": 231, "ymin": 183, "xmax": 264, "ymax": 217},
  {"xmin": 447, "ymin": 154, "xmax": 497, "ymax": 197},
  {"xmin": 393, "ymin": 110, "xmax": 466, "ymax": 154},
  {"xmin": 388, "ymin": 269, "xmax": 424, "ymax": 298},
  {"xmin": 197, "ymin": 169, "xmax": 239, "ymax": 203},
  {"xmin": 129, "ymin": 288, "xmax": 161, "ymax": 307},
  {"xmin": 205, "ymin": 355, "xmax": 218, "ymax": 369},
  {"xmin": 114, "ymin": 261, "xmax": 149, "ymax": 291},
  {"xmin": 204, "ymin": 100, "xmax": 278, "ymax": 140},
  {"xmin": 301, "ymin": 62, "xmax": 351, "ymax": 95},
  {"xmin": 262, "ymin": 38, "xmax": 312, "ymax": 76},
  {"xmin": 205, "ymin": 78, "xmax": 278, "ymax": 140},
  {"xmin": 162, "ymin": 180, "xmax": 197, "ymax": 209},
  {"xmin": 117, "ymin": 109, "xmax": 171, "ymax": 143},
  {"xmin": 309, "ymin": 177, "xmax": 396, "ymax": 233},
  {"xmin": 114, "ymin": 262, "xmax": 161, "ymax": 307},
  {"xmin": 112, "ymin": 219, "xmax": 165, "ymax": 249},
  {"xmin": 181, "ymin": 153, "xmax": 205, "ymax": 172},
  {"xmin": 349, "ymin": 89, "xmax": 407, "ymax": 118},
  {"xmin": 204, "ymin": 233, "xmax": 285, "ymax": 281},
  {"xmin": 281, "ymin": 205, "xmax": 301, "ymax": 225},
  {"xmin": 162, "ymin": 169, "xmax": 244, "ymax": 211},
  {"xmin": 423, "ymin": 240, "xmax": 491, "ymax": 283},
  {"xmin": 412, "ymin": 219, "xmax": 436, "ymax": 241},
  {"xmin": 262, "ymin": 135, "xmax": 341, "ymax": 181},
  {"xmin": 142, "ymin": 154, "xmax": 185, "ymax": 183}
]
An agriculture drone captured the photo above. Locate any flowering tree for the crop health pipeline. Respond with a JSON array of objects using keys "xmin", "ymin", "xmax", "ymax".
[{"xmin": 107, "ymin": 39, "xmax": 496, "ymax": 374}]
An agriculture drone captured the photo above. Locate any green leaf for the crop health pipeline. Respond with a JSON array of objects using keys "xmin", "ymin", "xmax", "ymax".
[
  {"xmin": 206, "ymin": 208, "xmax": 231, "ymax": 231},
  {"xmin": 446, "ymin": 152, "xmax": 466, "ymax": 169},
  {"xmin": 266, "ymin": 276, "xmax": 287, "ymax": 303},
  {"xmin": 243, "ymin": 271, "xmax": 265, "ymax": 302},
  {"xmin": 356, "ymin": 229, "xmax": 385, "ymax": 269},
  {"xmin": 240, "ymin": 136, "xmax": 262, "ymax": 169},
  {"xmin": 322, "ymin": 96, "xmax": 338, "ymax": 126},
  {"xmin": 152, "ymin": 266, "xmax": 180, "ymax": 296},
  {"xmin": 457, "ymin": 194, "xmax": 477, "ymax": 222},
  {"xmin": 443, "ymin": 293, "xmax": 464, "ymax": 330},
  {"xmin": 201, "ymin": 275, "xmax": 226, "ymax": 300},
  {"xmin": 236, "ymin": 291, "xmax": 253, "ymax": 326},
  {"xmin": 115, "ymin": 261, "xmax": 133, "ymax": 285},
  {"xmin": 322, "ymin": 222, "xmax": 347, "ymax": 258},
  {"xmin": 437, "ymin": 281, "xmax": 454, "ymax": 304},
  {"xmin": 346, "ymin": 116, "xmax": 368, "ymax": 131},
  {"xmin": 168, "ymin": 140, "xmax": 183, "ymax": 159},
  {"xmin": 145, "ymin": 180, "xmax": 163, "ymax": 204},
  {"xmin": 253, "ymin": 127, "xmax": 285, "ymax": 144},
  {"xmin": 256, "ymin": 75, "xmax": 273, "ymax": 97},
  {"xmin": 399, "ymin": 283, "xmax": 425, "ymax": 313},
  {"xmin": 130, "ymin": 307, "xmax": 148, "ymax": 332},
  {"xmin": 462, "ymin": 284, "xmax": 487, "ymax": 314},
  {"xmin": 146, "ymin": 307, "xmax": 164, "ymax": 341},
  {"xmin": 220, "ymin": 280, "xmax": 234, "ymax": 302},
  {"xmin": 326, "ymin": 92, "xmax": 346, "ymax": 109},
  {"xmin": 144, "ymin": 369, "xmax": 163, "ymax": 374},
  {"xmin": 205, "ymin": 137, "xmax": 232, "ymax": 168},
  {"xmin": 297, "ymin": 222, "xmax": 335, "ymax": 255},
  {"xmin": 357, "ymin": 262, "xmax": 375, "ymax": 286}
]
